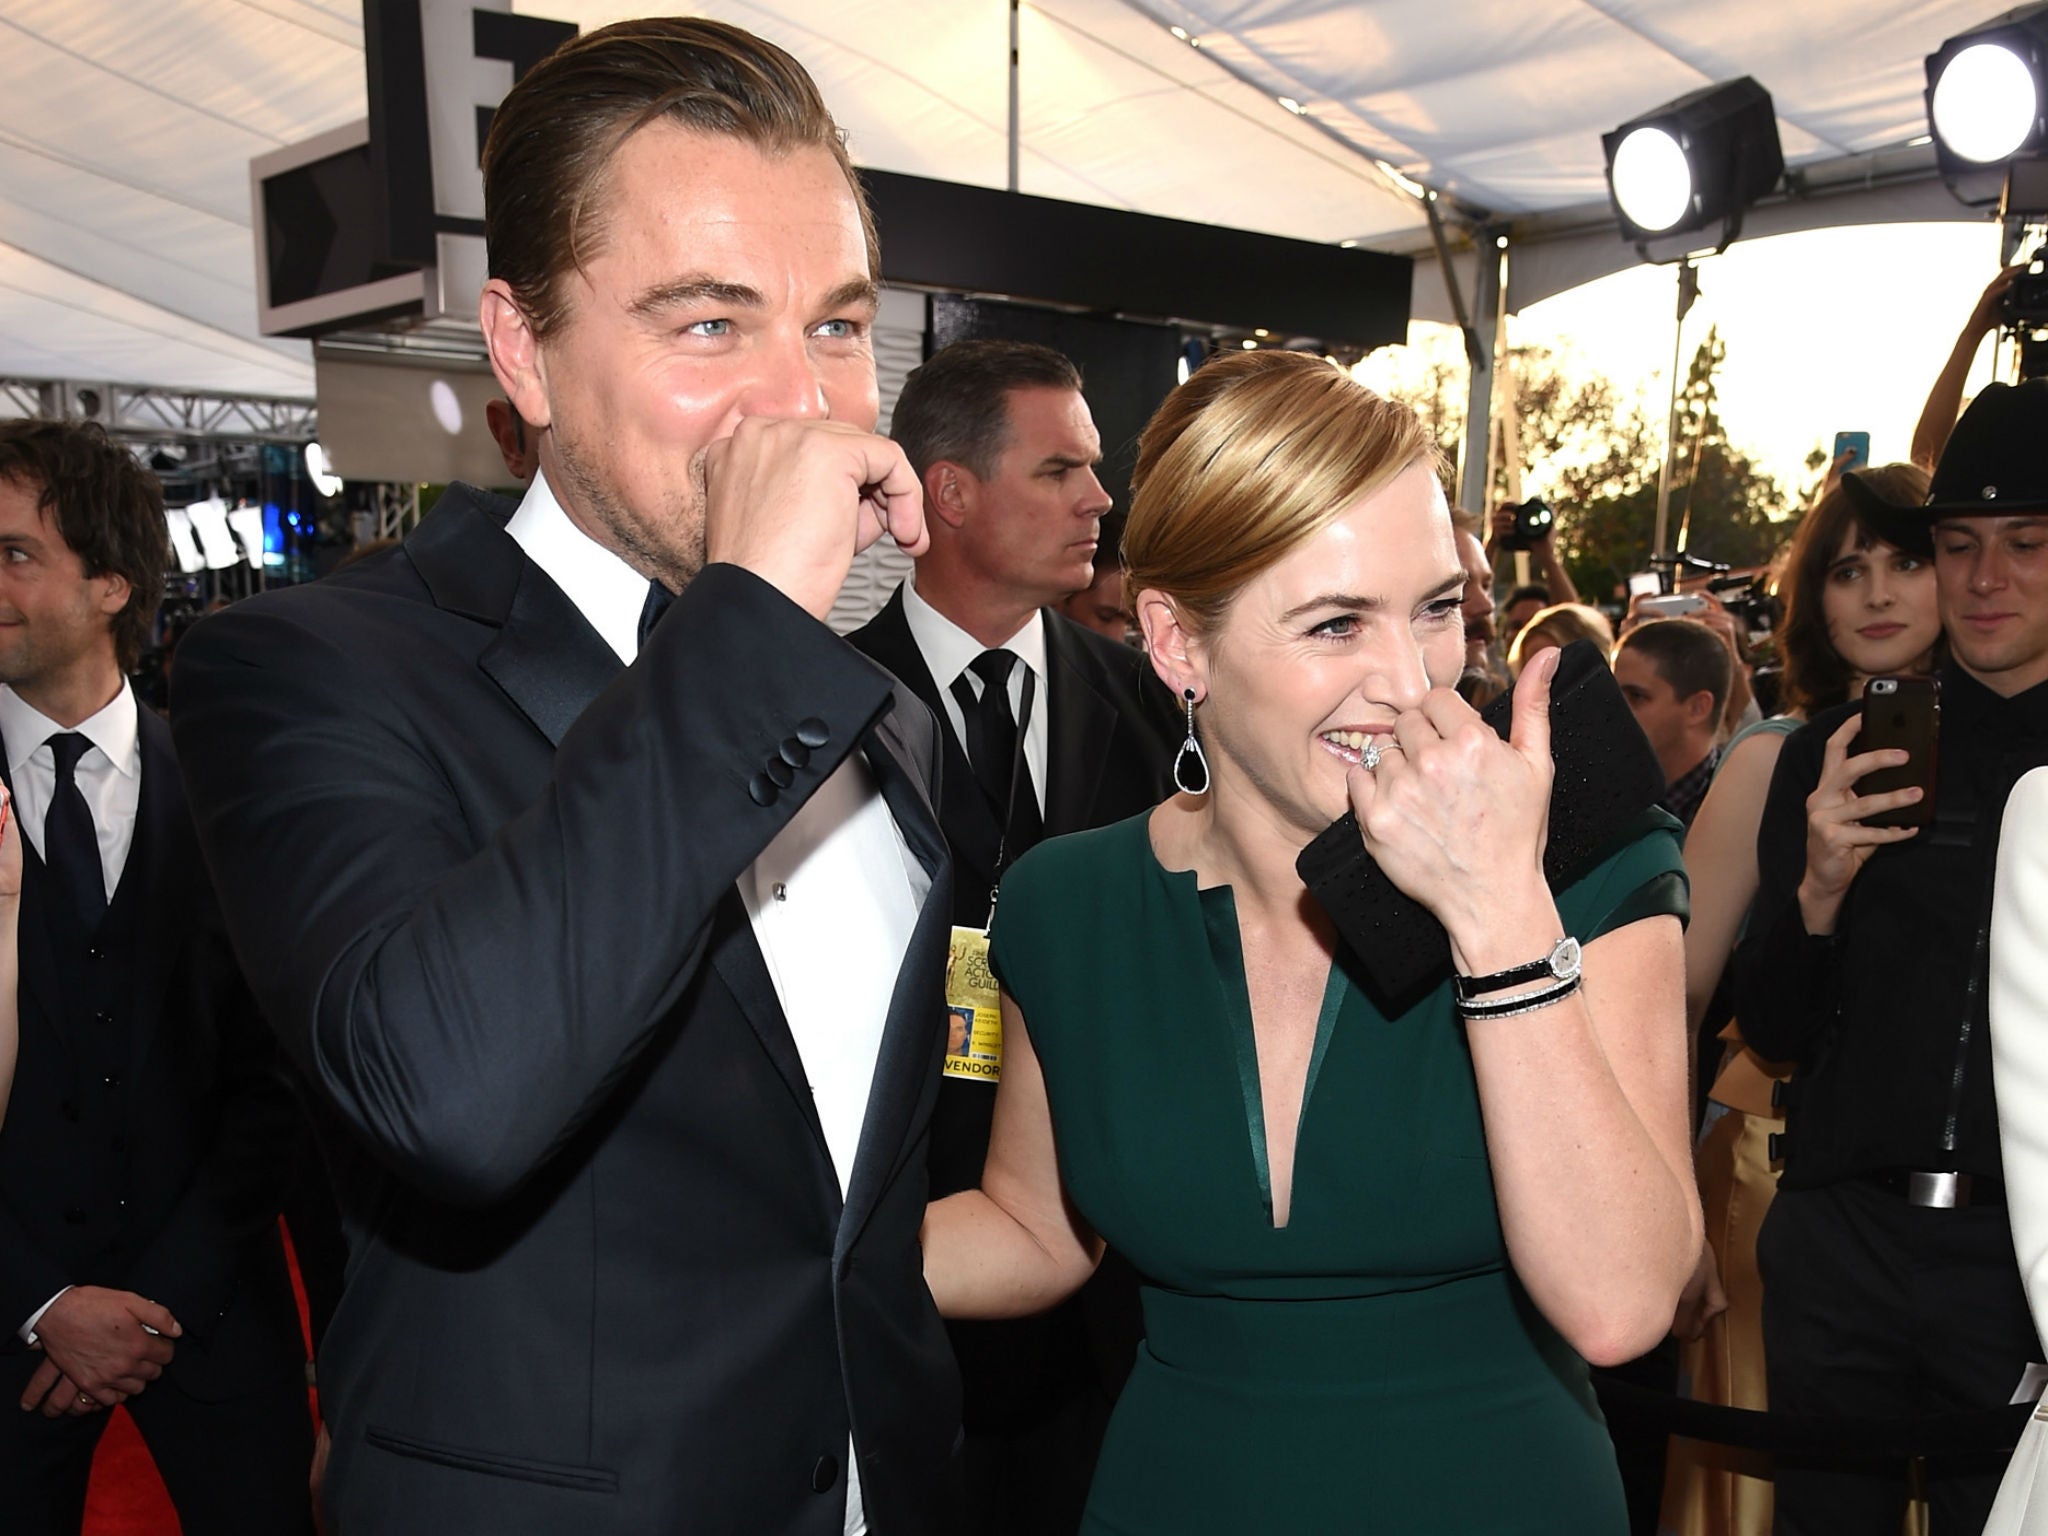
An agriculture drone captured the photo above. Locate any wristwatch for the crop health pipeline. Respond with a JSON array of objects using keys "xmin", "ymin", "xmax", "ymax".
[{"xmin": 1453, "ymin": 937, "xmax": 1582, "ymax": 1002}]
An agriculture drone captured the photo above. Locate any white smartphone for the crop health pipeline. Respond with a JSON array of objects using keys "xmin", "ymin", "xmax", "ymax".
[{"xmin": 1637, "ymin": 592, "xmax": 1708, "ymax": 619}]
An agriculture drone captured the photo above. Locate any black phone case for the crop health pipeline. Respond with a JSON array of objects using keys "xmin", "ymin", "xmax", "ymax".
[
  {"xmin": 1856, "ymin": 676, "xmax": 1940, "ymax": 830},
  {"xmin": 1294, "ymin": 639, "xmax": 1668, "ymax": 1009}
]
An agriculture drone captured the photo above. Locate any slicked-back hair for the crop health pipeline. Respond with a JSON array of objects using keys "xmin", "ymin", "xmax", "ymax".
[
  {"xmin": 0, "ymin": 418, "xmax": 167, "ymax": 672},
  {"xmin": 890, "ymin": 340, "xmax": 1085, "ymax": 482},
  {"xmin": 1616, "ymin": 616, "xmax": 1734, "ymax": 721},
  {"xmin": 482, "ymin": 17, "xmax": 877, "ymax": 340}
]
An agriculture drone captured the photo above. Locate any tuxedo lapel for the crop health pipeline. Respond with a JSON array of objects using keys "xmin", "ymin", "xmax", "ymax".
[
  {"xmin": 477, "ymin": 559, "xmax": 624, "ymax": 748},
  {"xmin": 118, "ymin": 712, "xmax": 180, "ymax": 1073},
  {"xmin": 406, "ymin": 488, "xmax": 622, "ymax": 749},
  {"xmin": 1043, "ymin": 615, "xmax": 1116, "ymax": 835},
  {"xmin": 853, "ymin": 588, "xmax": 1002, "ymax": 906},
  {"xmin": 706, "ymin": 891, "xmax": 830, "ymax": 1165},
  {"xmin": 840, "ymin": 690, "xmax": 952, "ymax": 1257}
]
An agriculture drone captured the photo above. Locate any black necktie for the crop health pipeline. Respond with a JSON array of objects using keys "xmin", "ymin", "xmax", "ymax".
[
  {"xmin": 637, "ymin": 579, "xmax": 675, "ymax": 652},
  {"xmin": 949, "ymin": 649, "xmax": 1044, "ymax": 851},
  {"xmin": 45, "ymin": 733, "xmax": 106, "ymax": 930}
]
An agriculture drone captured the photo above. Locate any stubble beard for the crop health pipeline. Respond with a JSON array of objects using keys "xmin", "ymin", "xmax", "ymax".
[{"xmin": 552, "ymin": 416, "xmax": 705, "ymax": 594}]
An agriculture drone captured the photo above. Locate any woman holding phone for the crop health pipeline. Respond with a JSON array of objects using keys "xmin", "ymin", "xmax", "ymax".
[
  {"xmin": 921, "ymin": 350, "xmax": 1700, "ymax": 1532},
  {"xmin": 1661, "ymin": 465, "xmax": 1940, "ymax": 1536}
]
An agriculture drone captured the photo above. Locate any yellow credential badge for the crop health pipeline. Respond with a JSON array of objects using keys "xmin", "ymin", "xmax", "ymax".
[{"xmin": 943, "ymin": 926, "xmax": 1002, "ymax": 1083}]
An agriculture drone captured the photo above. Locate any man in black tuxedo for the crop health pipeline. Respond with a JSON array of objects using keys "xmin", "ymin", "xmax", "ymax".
[
  {"xmin": 850, "ymin": 340, "xmax": 1177, "ymax": 1535},
  {"xmin": 0, "ymin": 418, "xmax": 311, "ymax": 1534},
  {"xmin": 170, "ymin": 20, "xmax": 958, "ymax": 1536}
]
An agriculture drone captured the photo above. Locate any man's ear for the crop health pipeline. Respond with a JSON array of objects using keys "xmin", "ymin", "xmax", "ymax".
[
  {"xmin": 1683, "ymin": 687, "xmax": 1720, "ymax": 730},
  {"xmin": 1136, "ymin": 589, "xmax": 1206, "ymax": 703},
  {"xmin": 924, "ymin": 461, "xmax": 974, "ymax": 531},
  {"xmin": 479, "ymin": 279, "xmax": 552, "ymax": 432},
  {"xmin": 94, "ymin": 571, "xmax": 129, "ymax": 621}
]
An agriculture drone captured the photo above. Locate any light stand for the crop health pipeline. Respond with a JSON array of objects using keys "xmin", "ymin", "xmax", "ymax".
[{"xmin": 1652, "ymin": 259, "xmax": 1702, "ymax": 567}]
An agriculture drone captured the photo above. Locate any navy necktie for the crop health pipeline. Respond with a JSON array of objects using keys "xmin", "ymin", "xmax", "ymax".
[
  {"xmin": 45, "ymin": 733, "xmax": 106, "ymax": 930},
  {"xmin": 949, "ymin": 650, "xmax": 1044, "ymax": 851},
  {"xmin": 637, "ymin": 579, "xmax": 675, "ymax": 652}
]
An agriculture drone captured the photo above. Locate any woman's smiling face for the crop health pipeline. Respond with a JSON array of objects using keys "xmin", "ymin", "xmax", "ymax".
[{"xmin": 1190, "ymin": 460, "xmax": 1468, "ymax": 840}]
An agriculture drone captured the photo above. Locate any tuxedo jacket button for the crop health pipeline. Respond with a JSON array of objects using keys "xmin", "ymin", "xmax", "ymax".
[
  {"xmin": 778, "ymin": 737, "xmax": 811, "ymax": 769},
  {"xmin": 795, "ymin": 718, "xmax": 830, "ymax": 748},
  {"xmin": 765, "ymin": 757, "xmax": 795, "ymax": 789},
  {"xmin": 811, "ymin": 1454, "xmax": 839, "ymax": 1492},
  {"xmin": 748, "ymin": 773, "xmax": 779, "ymax": 808}
]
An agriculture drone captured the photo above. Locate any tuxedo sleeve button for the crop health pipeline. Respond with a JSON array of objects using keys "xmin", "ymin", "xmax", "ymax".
[
  {"xmin": 795, "ymin": 718, "xmax": 829, "ymax": 748},
  {"xmin": 765, "ymin": 757, "xmax": 796, "ymax": 789},
  {"xmin": 779, "ymin": 737, "xmax": 811, "ymax": 769},
  {"xmin": 748, "ymin": 773, "xmax": 779, "ymax": 808}
]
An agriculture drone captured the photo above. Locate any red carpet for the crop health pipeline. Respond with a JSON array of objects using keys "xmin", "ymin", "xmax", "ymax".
[{"xmin": 81, "ymin": 1219, "xmax": 319, "ymax": 1536}]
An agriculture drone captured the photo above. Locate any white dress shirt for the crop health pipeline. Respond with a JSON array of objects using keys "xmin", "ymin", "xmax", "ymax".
[
  {"xmin": 507, "ymin": 471, "xmax": 921, "ymax": 1536},
  {"xmin": 4, "ymin": 680, "xmax": 144, "ymax": 1341},
  {"xmin": 0, "ymin": 682, "xmax": 141, "ymax": 901},
  {"xmin": 899, "ymin": 578, "xmax": 1049, "ymax": 817}
]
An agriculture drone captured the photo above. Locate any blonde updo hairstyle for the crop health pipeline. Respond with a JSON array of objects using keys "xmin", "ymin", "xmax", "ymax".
[{"xmin": 1122, "ymin": 350, "xmax": 1438, "ymax": 644}]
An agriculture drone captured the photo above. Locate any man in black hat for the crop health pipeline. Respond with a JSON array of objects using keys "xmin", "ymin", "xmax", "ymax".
[{"xmin": 1734, "ymin": 378, "xmax": 2048, "ymax": 1535}]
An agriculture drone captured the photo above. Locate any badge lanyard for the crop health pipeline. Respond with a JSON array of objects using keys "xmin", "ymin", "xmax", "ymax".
[
  {"xmin": 947, "ymin": 665, "xmax": 1036, "ymax": 1083},
  {"xmin": 983, "ymin": 666, "xmax": 1037, "ymax": 928}
]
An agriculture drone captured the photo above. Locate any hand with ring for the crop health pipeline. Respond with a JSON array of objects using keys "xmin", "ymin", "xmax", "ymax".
[{"xmin": 1345, "ymin": 644, "xmax": 1558, "ymax": 949}]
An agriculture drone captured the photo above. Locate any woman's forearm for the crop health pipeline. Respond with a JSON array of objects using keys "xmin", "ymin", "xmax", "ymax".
[
  {"xmin": 1459, "ymin": 914, "xmax": 1701, "ymax": 1366},
  {"xmin": 920, "ymin": 1188, "xmax": 1098, "ymax": 1320}
]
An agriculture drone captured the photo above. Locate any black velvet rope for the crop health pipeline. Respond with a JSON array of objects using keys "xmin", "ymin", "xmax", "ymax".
[{"xmin": 1591, "ymin": 1372, "xmax": 2037, "ymax": 1462}]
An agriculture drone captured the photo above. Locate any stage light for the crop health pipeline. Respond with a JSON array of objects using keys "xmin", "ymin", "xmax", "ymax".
[
  {"xmin": 1934, "ymin": 44, "xmax": 2038, "ymax": 162},
  {"xmin": 1609, "ymin": 128, "xmax": 1692, "ymax": 233},
  {"xmin": 304, "ymin": 442, "xmax": 344, "ymax": 498},
  {"xmin": 1925, "ymin": 5, "xmax": 2048, "ymax": 209},
  {"xmin": 1601, "ymin": 77, "xmax": 1783, "ymax": 253}
]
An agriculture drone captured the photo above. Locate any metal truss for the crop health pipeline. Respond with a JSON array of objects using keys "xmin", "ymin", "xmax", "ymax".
[
  {"xmin": 375, "ymin": 482, "xmax": 421, "ymax": 540},
  {"xmin": 0, "ymin": 378, "xmax": 316, "ymax": 444}
]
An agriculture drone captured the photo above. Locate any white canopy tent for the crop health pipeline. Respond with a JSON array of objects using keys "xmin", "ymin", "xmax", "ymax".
[{"xmin": 0, "ymin": 0, "xmax": 2010, "ymax": 399}]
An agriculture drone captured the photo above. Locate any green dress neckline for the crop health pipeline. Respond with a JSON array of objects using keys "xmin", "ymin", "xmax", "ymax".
[{"xmin": 1141, "ymin": 827, "xmax": 1346, "ymax": 1231}]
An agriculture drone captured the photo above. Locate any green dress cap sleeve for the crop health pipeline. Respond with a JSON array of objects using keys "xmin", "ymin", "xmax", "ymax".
[{"xmin": 1556, "ymin": 809, "xmax": 1691, "ymax": 941}]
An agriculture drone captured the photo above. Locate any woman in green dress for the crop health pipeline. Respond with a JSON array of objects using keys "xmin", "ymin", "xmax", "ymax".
[{"xmin": 921, "ymin": 350, "xmax": 1702, "ymax": 1533}]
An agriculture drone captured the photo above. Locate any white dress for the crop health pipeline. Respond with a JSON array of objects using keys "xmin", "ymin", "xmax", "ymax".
[{"xmin": 1987, "ymin": 766, "xmax": 2048, "ymax": 1535}]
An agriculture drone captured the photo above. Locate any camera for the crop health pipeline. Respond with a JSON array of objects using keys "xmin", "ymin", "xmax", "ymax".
[
  {"xmin": 1499, "ymin": 497, "xmax": 1554, "ymax": 552},
  {"xmin": 2000, "ymin": 247, "xmax": 2048, "ymax": 328}
]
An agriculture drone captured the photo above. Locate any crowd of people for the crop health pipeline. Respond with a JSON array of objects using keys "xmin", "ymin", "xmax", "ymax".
[{"xmin": 0, "ymin": 15, "xmax": 2047, "ymax": 1536}]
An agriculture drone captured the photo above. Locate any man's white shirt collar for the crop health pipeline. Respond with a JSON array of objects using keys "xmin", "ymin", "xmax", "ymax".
[
  {"xmin": 504, "ymin": 468, "xmax": 649, "ymax": 665},
  {"xmin": 0, "ymin": 681, "xmax": 139, "ymax": 781},
  {"xmin": 900, "ymin": 577, "xmax": 1047, "ymax": 692}
]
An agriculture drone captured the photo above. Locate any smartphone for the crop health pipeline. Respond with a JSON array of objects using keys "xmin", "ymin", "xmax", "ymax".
[
  {"xmin": 1858, "ymin": 676, "xmax": 1939, "ymax": 829},
  {"xmin": 1833, "ymin": 430, "xmax": 1871, "ymax": 472},
  {"xmin": 1638, "ymin": 592, "xmax": 1708, "ymax": 619},
  {"xmin": 1626, "ymin": 571, "xmax": 1663, "ymax": 599}
]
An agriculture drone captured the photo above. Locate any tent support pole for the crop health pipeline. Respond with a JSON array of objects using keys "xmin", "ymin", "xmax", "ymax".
[
  {"xmin": 1458, "ymin": 229, "xmax": 1506, "ymax": 518},
  {"xmin": 1007, "ymin": 0, "xmax": 1021, "ymax": 192}
]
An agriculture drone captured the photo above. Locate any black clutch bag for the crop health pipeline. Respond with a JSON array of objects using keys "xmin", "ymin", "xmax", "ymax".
[{"xmin": 1294, "ymin": 639, "xmax": 1668, "ymax": 1007}]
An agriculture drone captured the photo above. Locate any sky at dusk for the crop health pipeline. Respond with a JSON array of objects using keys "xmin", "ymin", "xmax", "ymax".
[{"xmin": 1356, "ymin": 219, "xmax": 2022, "ymax": 508}]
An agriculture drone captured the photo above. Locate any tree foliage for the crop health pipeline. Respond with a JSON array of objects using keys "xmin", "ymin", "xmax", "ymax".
[{"xmin": 1389, "ymin": 325, "xmax": 1799, "ymax": 601}]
